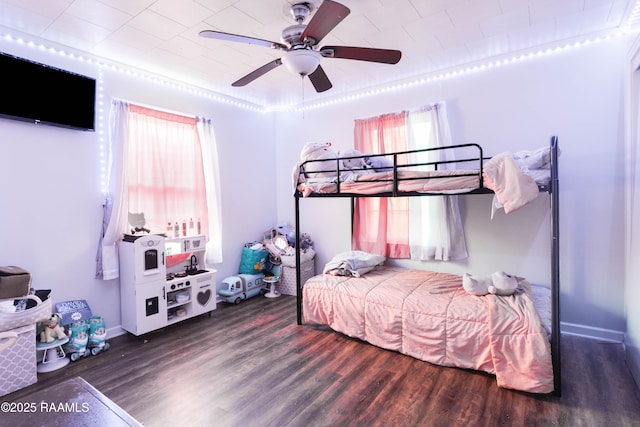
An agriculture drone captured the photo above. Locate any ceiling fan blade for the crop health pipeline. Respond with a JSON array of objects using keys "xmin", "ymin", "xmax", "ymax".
[
  {"xmin": 320, "ymin": 46, "xmax": 402, "ymax": 64},
  {"xmin": 308, "ymin": 65, "xmax": 332, "ymax": 92},
  {"xmin": 300, "ymin": 0, "xmax": 350, "ymax": 46},
  {"xmin": 199, "ymin": 30, "xmax": 287, "ymax": 50},
  {"xmin": 232, "ymin": 59, "xmax": 283, "ymax": 87}
]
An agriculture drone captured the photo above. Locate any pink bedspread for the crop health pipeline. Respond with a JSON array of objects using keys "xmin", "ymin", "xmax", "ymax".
[{"xmin": 303, "ymin": 267, "xmax": 553, "ymax": 393}]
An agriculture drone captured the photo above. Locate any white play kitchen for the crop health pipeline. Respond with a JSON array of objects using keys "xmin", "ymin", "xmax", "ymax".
[{"xmin": 118, "ymin": 234, "xmax": 216, "ymax": 335}]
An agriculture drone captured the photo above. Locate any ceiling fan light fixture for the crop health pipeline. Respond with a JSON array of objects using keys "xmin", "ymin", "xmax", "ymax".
[{"xmin": 282, "ymin": 49, "xmax": 321, "ymax": 76}]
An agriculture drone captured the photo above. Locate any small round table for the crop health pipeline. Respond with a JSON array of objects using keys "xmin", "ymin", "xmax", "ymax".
[
  {"xmin": 36, "ymin": 336, "xmax": 70, "ymax": 372},
  {"xmin": 263, "ymin": 265, "xmax": 282, "ymax": 298}
]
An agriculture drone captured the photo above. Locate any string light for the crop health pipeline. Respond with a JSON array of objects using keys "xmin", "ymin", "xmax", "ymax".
[
  {"xmin": 97, "ymin": 69, "xmax": 111, "ymax": 195},
  {"xmin": 276, "ymin": 28, "xmax": 634, "ymax": 113},
  {"xmin": 0, "ymin": 32, "xmax": 267, "ymax": 194},
  {"xmin": 2, "ymin": 0, "xmax": 640, "ymax": 117}
]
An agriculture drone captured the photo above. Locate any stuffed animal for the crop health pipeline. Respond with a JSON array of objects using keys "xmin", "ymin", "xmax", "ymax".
[
  {"xmin": 276, "ymin": 224, "xmax": 296, "ymax": 245},
  {"xmin": 300, "ymin": 142, "xmax": 339, "ymax": 178},
  {"xmin": 462, "ymin": 271, "xmax": 519, "ymax": 296},
  {"xmin": 297, "ymin": 232, "xmax": 313, "ymax": 251},
  {"xmin": 365, "ymin": 154, "xmax": 394, "ymax": 172},
  {"xmin": 39, "ymin": 313, "xmax": 67, "ymax": 343},
  {"xmin": 339, "ymin": 148, "xmax": 370, "ymax": 171}
]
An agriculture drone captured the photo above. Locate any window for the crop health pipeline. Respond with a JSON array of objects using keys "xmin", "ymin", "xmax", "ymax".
[
  {"xmin": 353, "ymin": 112, "xmax": 410, "ymax": 257},
  {"xmin": 352, "ymin": 103, "xmax": 468, "ymax": 261},
  {"xmin": 97, "ymin": 101, "xmax": 223, "ymax": 280},
  {"xmin": 126, "ymin": 105, "xmax": 208, "ymax": 235}
]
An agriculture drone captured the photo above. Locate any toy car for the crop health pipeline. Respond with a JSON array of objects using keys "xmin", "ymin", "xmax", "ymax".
[{"xmin": 219, "ymin": 273, "xmax": 267, "ymax": 304}]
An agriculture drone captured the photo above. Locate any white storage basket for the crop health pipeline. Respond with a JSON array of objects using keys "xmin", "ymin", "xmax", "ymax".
[
  {"xmin": 0, "ymin": 295, "xmax": 52, "ymax": 331},
  {"xmin": 0, "ymin": 323, "xmax": 37, "ymax": 396},
  {"xmin": 280, "ymin": 258, "xmax": 315, "ymax": 296}
]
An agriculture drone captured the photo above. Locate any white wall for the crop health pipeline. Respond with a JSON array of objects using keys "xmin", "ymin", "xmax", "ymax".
[
  {"xmin": 0, "ymin": 40, "xmax": 276, "ymax": 335},
  {"xmin": 624, "ymin": 36, "xmax": 640, "ymax": 387},
  {"xmin": 275, "ymin": 37, "xmax": 630, "ymax": 337}
]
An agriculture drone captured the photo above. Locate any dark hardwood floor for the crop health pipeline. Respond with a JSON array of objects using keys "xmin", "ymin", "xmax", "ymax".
[{"xmin": 5, "ymin": 295, "xmax": 640, "ymax": 427}]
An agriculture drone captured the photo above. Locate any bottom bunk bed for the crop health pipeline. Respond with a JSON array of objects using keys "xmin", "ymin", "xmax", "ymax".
[
  {"xmin": 302, "ymin": 265, "xmax": 553, "ymax": 394},
  {"xmin": 293, "ymin": 136, "xmax": 561, "ymax": 395}
]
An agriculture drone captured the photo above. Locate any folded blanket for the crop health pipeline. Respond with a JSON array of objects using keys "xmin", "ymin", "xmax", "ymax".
[{"xmin": 323, "ymin": 250, "xmax": 386, "ymax": 277}]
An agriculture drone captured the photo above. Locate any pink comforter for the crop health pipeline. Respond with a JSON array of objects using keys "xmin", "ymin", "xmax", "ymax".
[{"xmin": 303, "ymin": 267, "xmax": 553, "ymax": 393}]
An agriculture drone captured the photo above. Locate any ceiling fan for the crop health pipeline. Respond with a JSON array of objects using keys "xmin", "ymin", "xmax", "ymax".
[{"xmin": 199, "ymin": 0, "xmax": 402, "ymax": 93}]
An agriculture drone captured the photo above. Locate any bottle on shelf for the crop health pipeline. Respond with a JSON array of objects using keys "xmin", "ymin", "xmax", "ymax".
[
  {"xmin": 182, "ymin": 220, "xmax": 187, "ymax": 237},
  {"xmin": 197, "ymin": 218, "xmax": 201, "ymax": 235},
  {"xmin": 166, "ymin": 222, "xmax": 172, "ymax": 236},
  {"xmin": 189, "ymin": 218, "xmax": 194, "ymax": 236},
  {"xmin": 174, "ymin": 222, "xmax": 179, "ymax": 238}
]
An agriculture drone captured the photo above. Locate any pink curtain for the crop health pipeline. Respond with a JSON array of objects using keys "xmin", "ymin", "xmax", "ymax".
[
  {"xmin": 352, "ymin": 112, "xmax": 410, "ymax": 258},
  {"xmin": 126, "ymin": 105, "xmax": 209, "ymax": 237}
]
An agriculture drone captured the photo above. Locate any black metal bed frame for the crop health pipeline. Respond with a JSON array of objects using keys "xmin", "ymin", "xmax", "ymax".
[{"xmin": 293, "ymin": 136, "xmax": 561, "ymax": 395}]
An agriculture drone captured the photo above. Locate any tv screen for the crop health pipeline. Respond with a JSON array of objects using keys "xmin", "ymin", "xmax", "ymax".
[{"xmin": 0, "ymin": 52, "xmax": 96, "ymax": 131}]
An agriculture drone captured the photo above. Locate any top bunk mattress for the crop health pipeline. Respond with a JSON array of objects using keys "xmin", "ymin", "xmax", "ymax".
[{"xmin": 297, "ymin": 169, "xmax": 482, "ymax": 196}]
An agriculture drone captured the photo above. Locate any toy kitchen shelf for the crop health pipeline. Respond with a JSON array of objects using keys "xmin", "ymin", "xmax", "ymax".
[{"xmin": 119, "ymin": 234, "xmax": 216, "ymax": 336}]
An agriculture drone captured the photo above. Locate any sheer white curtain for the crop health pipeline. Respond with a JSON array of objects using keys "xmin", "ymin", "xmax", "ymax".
[
  {"xmin": 96, "ymin": 100, "xmax": 130, "ymax": 279},
  {"xmin": 406, "ymin": 102, "xmax": 468, "ymax": 261},
  {"xmin": 197, "ymin": 117, "xmax": 223, "ymax": 264}
]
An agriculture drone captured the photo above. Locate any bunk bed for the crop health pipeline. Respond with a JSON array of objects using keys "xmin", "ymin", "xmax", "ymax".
[{"xmin": 293, "ymin": 136, "xmax": 561, "ymax": 395}]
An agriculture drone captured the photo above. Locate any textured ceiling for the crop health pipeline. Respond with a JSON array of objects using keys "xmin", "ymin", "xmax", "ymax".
[{"xmin": 0, "ymin": 0, "xmax": 637, "ymax": 107}]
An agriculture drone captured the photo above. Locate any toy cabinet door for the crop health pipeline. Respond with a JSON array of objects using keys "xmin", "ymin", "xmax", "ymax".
[
  {"xmin": 134, "ymin": 282, "xmax": 167, "ymax": 335},
  {"xmin": 191, "ymin": 273, "xmax": 216, "ymax": 316}
]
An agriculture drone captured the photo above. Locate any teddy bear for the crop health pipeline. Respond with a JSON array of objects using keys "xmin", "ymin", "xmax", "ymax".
[
  {"xmin": 364, "ymin": 154, "xmax": 394, "ymax": 172},
  {"xmin": 39, "ymin": 313, "xmax": 67, "ymax": 343},
  {"xmin": 462, "ymin": 271, "xmax": 520, "ymax": 296},
  {"xmin": 300, "ymin": 142, "xmax": 339, "ymax": 179}
]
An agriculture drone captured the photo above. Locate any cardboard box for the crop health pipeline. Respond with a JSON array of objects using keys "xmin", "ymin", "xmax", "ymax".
[
  {"xmin": 280, "ymin": 258, "xmax": 315, "ymax": 296},
  {"xmin": 0, "ymin": 323, "xmax": 37, "ymax": 397}
]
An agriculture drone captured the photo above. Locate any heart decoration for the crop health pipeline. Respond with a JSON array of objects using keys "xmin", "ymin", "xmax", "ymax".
[{"xmin": 197, "ymin": 289, "xmax": 211, "ymax": 306}]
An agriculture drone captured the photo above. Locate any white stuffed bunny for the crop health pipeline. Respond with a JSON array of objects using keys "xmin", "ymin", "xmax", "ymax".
[{"xmin": 462, "ymin": 271, "xmax": 519, "ymax": 296}]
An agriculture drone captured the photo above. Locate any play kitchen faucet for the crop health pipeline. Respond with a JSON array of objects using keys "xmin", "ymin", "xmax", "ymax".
[{"xmin": 186, "ymin": 255, "xmax": 207, "ymax": 275}]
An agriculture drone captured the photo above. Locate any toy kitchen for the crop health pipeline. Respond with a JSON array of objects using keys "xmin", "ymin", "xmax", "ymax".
[{"xmin": 118, "ymin": 233, "xmax": 216, "ymax": 336}]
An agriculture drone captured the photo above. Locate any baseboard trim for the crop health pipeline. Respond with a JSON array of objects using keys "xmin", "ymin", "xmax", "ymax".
[
  {"xmin": 107, "ymin": 325, "xmax": 127, "ymax": 339},
  {"xmin": 561, "ymin": 322, "xmax": 625, "ymax": 342}
]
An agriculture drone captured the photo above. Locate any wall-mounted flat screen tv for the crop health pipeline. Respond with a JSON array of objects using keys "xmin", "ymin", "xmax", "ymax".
[{"xmin": 0, "ymin": 52, "xmax": 96, "ymax": 131}]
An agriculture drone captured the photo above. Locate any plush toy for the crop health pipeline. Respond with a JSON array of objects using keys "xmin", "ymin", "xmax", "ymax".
[
  {"xmin": 299, "ymin": 232, "xmax": 313, "ymax": 250},
  {"xmin": 39, "ymin": 313, "xmax": 67, "ymax": 343},
  {"xmin": 462, "ymin": 271, "xmax": 519, "ymax": 296},
  {"xmin": 276, "ymin": 224, "xmax": 296, "ymax": 245},
  {"xmin": 339, "ymin": 148, "xmax": 370, "ymax": 171},
  {"xmin": 365, "ymin": 154, "xmax": 394, "ymax": 172},
  {"xmin": 300, "ymin": 142, "xmax": 339, "ymax": 178}
]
